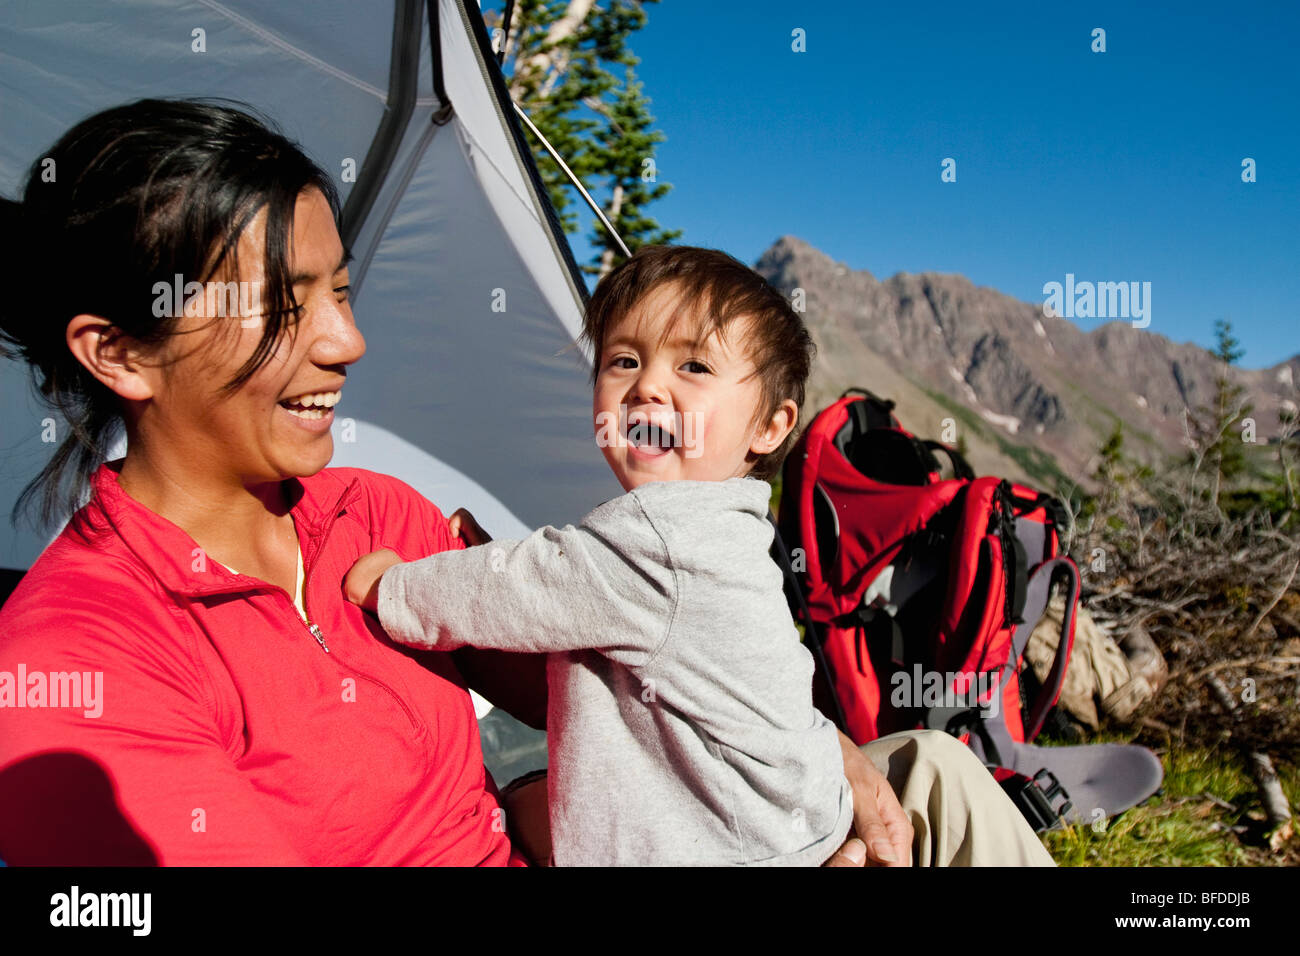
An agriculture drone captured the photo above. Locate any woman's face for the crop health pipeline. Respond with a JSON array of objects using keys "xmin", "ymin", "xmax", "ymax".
[{"xmin": 143, "ymin": 187, "xmax": 364, "ymax": 486}]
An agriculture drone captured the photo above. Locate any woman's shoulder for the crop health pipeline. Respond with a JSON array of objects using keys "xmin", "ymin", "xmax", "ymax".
[
  {"xmin": 309, "ymin": 467, "xmax": 457, "ymax": 558},
  {"xmin": 311, "ymin": 466, "xmax": 446, "ymax": 523},
  {"xmin": 313, "ymin": 466, "xmax": 427, "ymax": 503},
  {"xmin": 3, "ymin": 526, "xmax": 158, "ymax": 613},
  {"xmin": 0, "ymin": 530, "xmax": 184, "ymax": 671}
]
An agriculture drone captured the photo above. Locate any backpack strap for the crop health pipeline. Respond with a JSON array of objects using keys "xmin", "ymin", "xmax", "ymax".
[
  {"xmin": 1009, "ymin": 556, "xmax": 1081, "ymax": 741},
  {"xmin": 995, "ymin": 481, "xmax": 1030, "ymax": 626},
  {"xmin": 922, "ymin": 440, "xmax": 975, "ymax": 480},
  {"xmin": 836, "ymin": 391, "xmax": 900, "ymax": 462},
  {"xmin": 836, "ymin": 394, "xmax": 942, "ymax": 485},
  {"xmin": 769, "ymin": 511, "xmax": 849, "ymax": 732},
  {"xmin": 1007, "ymin": 489, "xmax": 1073, "ymax": 545},
  {"xmin": 834, "ymin": 605, "xmax": 907, "ymax": 668},
  {"xmin": 840, "ymin": 386, "xmax": 897, "ymax": 415}
]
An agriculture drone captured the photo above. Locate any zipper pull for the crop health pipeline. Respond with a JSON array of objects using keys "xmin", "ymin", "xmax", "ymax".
[{"xmin": 308, "ymin": 622, "xmax": 331, "ymax": 653}]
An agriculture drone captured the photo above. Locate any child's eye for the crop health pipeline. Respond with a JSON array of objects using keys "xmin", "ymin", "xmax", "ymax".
[
  {"xmin": 609, "ymin": 356, "xmax": 638, "ymax": 370},
  {"xmin": 682, "ymin": 360, "xmax": 711, "ymax": 374}
]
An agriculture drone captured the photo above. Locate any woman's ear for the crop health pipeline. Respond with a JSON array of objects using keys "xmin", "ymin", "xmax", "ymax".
[
  {"xmin": 65, "ymin": 315, "xmax": 156, "ymax": 402},
  {"xmin": 750, "ymin": 399, "xmax": 799, "ymax": 456}
]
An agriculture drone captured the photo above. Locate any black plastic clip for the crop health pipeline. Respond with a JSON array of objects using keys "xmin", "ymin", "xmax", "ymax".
[{"xmin": 1000, "ymin": 768, "xmax": 1073, "ymax": 832}]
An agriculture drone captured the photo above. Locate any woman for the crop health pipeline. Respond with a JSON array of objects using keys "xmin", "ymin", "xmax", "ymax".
[{"xmin": 0, "ymin": 99, "xmax": 1050, "ymax": 866}]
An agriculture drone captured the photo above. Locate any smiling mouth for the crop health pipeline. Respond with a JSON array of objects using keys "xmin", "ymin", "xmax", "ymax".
[
  {"xmin": 279, "ymin": 390, "xmax": 341, "ymax": 420},
  {"xmin": 625, "ymin": 418, "xmax": 676, "ymax": 451}
]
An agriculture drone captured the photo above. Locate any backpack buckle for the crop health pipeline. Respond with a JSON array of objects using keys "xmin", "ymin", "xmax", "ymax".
[{"xmin": 1000, "ymin": 768, "xmax": 1073, "ymax": 832}]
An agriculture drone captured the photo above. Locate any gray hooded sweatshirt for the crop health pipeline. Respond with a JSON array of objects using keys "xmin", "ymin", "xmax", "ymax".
[{"xmin": 377, "ymin": 476, "xmax": 853, "ymax": 866}]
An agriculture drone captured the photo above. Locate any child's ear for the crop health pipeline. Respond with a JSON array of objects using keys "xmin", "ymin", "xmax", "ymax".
[{"xmin": 750, "ymin": 399, "xmax": 798, "ymax": 456}]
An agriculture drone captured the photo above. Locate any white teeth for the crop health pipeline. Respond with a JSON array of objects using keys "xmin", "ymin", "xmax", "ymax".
[
  {"xmin": 283, "ymin": 390, "xmax": 341, "ymax": 409},
  {"xmin": 285, "ymin": 406, "xmax": 328, "ymax": 420}
]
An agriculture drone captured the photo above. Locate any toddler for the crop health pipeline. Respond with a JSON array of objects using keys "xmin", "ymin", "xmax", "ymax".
[{"xmin": 346, "ymin": 245, "xmax": 852, "ymax": 865}]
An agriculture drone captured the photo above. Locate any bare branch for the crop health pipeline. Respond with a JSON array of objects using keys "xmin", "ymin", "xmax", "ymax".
[{"xmin": 1246, "ymin": 558, "xmax": 1300, "ymax": 637}]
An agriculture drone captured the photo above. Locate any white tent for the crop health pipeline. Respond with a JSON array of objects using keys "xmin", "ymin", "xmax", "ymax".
[{"xmin": 0, "ymin": 0, "xmax": 617, "ymax": 779}]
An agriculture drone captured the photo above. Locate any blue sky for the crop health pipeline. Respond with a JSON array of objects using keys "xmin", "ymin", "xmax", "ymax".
[{"xmin": 493, "ymin": 1, "xmax": 1298, "ymax": 368}]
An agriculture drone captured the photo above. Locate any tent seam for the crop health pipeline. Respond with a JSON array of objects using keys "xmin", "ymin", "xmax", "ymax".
[
  {"xmin": 194, "ymin": 0, "xmax": 389, "ymax": 103},
  {"xmin": 453, "ymin": 123, "xmax": 544, "ymax": 231},
  {"xmin": 350, "ymin": 112, "xmax": 442, "ymax": 294},
  {"xmin": 451, "ymin": 0, "xmax": 589, "ymax": 312}
]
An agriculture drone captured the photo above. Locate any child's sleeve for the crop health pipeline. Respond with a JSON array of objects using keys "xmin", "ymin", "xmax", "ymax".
[{"xmin": 376, "ymin": 492, "xmax": 677, "ymax": 670}]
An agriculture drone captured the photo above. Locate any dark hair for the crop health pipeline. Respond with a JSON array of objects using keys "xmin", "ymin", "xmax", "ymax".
[
  {"xmin": 582, "ymin": 245, "xmax": 816, "ymax": 480},
  {"xmin": 0, "ymin": 98, "xmax": 339, "ymax": 528}
]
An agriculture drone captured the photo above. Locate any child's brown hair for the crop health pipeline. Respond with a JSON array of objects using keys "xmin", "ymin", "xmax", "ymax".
[{"xmin": 581, "ymin": 245, "xmax": 816, "ymax": 480}]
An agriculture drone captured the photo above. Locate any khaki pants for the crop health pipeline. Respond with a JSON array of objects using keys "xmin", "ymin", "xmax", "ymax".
[{"xmin": 861, "ymin": 729, "xmax": 1055, "ymax": 866}]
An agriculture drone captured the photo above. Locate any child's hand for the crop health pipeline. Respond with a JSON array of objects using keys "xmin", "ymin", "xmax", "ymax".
[
  {"xmin": 449, "ymin": 508, "xmax": 493, "ymax": 546},
  {"xmin": 344, "ymin": 549, "xmax": 403, "ymax": 614}
]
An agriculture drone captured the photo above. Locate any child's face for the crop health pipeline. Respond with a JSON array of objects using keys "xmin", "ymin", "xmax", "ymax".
[{"xmin": 592, "ymin": 282, "xmax": 793, "ymax": 491}]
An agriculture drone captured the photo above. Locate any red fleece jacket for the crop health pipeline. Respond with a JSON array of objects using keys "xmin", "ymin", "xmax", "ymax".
[{"xmin": 0, "ymin": 461, "xmax": 537, "ymax": 865}]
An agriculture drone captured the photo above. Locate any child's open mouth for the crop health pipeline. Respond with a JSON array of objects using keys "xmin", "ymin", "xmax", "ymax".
[{"xmin": 625, "ymin": 416, "xmax": 676, "ymax": 458}]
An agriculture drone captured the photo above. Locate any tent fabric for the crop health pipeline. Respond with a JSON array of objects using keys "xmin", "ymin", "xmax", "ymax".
[{"xmin": 0, "ymin": 0, "xmax": 622, "ymax": 577}]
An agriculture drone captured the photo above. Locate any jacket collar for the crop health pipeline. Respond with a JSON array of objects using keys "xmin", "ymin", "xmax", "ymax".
[{"xmin": 76, "ymin": 460, "xmax": 361, "ymax": 598}]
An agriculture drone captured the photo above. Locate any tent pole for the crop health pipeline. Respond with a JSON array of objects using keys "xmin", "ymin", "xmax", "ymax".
[
  {"xmin": 427, "ymin": 0, "xmax": 455, "ymax": 124},
  {"xmin": 513, "ymin": 103, "xmax": 631, "ymax": 259},
  {"xmin": 497, "ymin": 0, "xmax": 517, "ymax": 65},
  {"xmin": 340, "ymin": 0, "xmax": 423, "ymax": 249},
  {"xmin": 454, "ymin": 0, "xmax": 591, "ymax": 307}
]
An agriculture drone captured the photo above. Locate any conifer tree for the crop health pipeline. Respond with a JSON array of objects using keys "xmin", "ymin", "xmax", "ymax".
[
  {"xmin": 485, "ymin": 0, "xmax": 677, "ymax": 261},
  {"xmin": 585, "ymin": 66, "xmax": 681, "ymax": 277},
  {"xmin": 1189, "ymin": 319, "xmax": 1252, "ymax": 506}
]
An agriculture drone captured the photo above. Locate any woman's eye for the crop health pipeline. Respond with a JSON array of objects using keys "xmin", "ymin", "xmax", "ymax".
[{"xmin": 682, "ymin": 360, "xmax": 711, "ymax": 374}]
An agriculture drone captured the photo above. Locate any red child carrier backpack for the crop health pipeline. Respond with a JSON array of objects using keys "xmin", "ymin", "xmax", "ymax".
[{"xmin": 775, "ymin": 389, "xmax": 1164, "ymax": 831}]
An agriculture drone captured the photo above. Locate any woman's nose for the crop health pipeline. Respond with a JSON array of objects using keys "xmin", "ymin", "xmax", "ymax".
[{"xmin": 314, "ymin": 297, "xmax": 366, "ymax": 366}]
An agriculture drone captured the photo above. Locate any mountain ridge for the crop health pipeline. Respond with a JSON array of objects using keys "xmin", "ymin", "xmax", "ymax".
[{"xmin": 754, "ymin": 235, "xmax": 1297, "ymax": 489}]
